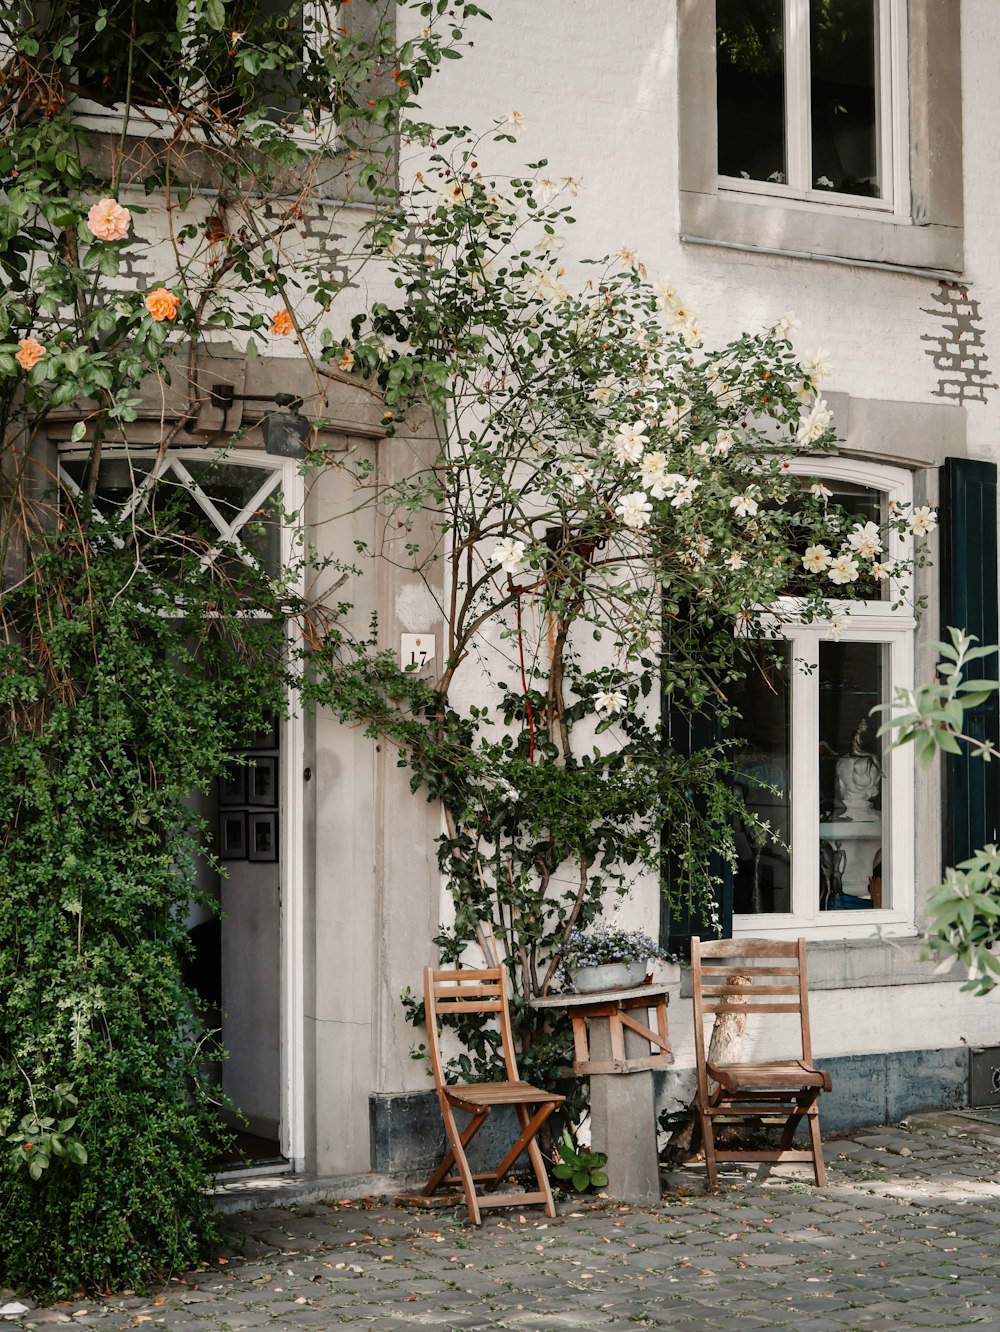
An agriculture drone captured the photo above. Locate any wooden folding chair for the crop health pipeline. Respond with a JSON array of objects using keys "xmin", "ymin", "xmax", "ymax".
[
  {"xmin": 691, "ymin": 937, "xmax": 832, "ymax": 1189},
  {"xmin": 423, "ymin": 965, "xmax": 564, "ymax": 1225}
]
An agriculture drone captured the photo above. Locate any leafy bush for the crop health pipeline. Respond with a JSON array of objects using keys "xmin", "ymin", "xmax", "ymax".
[{"xmin": 0, "ymin": 509, "xmax": 289, "ymax": 1296}]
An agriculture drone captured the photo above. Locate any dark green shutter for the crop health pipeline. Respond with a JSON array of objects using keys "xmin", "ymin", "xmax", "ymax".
[{"xmin": 940, "ymin": 458, "xmax": 1000, "ymax": 864}]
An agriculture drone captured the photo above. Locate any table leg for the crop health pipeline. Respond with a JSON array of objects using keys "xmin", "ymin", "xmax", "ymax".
[{"xmin": 588, "ymin": 1018, "xmax": 661, "ymax": 1202}]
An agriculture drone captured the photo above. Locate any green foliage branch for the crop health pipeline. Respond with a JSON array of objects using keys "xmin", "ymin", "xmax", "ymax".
[{"xmin": 879, "ymin": 627, "xmax": 1000, "ymax": 995}]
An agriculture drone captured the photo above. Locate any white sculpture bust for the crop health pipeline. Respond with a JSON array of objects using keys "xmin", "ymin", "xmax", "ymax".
[{"xmin": 835, "ymin": 719, "xmax": 882, "ymax": 822}]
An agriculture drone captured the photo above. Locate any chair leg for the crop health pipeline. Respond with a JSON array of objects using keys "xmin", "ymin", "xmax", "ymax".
[
  {"xmin": 424, "ymin": 1108, "xmax": 489, "ymax": 1196},
  {"xmin": 486, "ymin": 1102, "xmax": 557, "ymax": 1193},
  {"xmin": 700, "ymin": 1107, "xmax": 719, "ymax": 1190},
  {"xmin": 514, "ymin": 1102, "xmax": 559, "ymax": 1219},
  {"xmin": 807, "ymin": 1110, "xmax": 827, "ymax": 1187},
  {"xmin": 429, "ymin": 1104, "xmax": 486, "ymax": 1225}
]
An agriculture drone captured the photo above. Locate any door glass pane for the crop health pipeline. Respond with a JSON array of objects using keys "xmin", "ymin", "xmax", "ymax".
[
  {"xmin": 731, "ymin": 645, "xmax": 792, "ymax": 913},
  {"xmin": 717, "ymin": 0, "xmax": 787, "ymax": 184},
  {"xmin": 810, "ymin": 0, "xmax": 880, "ymax": 196},
  {"xmin": 183, "ymin": 460, "xmax": 283, "ymax": 575},
  {"xmin": 819, "ymin": 641, "xmax": 886, "ymax": 910}
]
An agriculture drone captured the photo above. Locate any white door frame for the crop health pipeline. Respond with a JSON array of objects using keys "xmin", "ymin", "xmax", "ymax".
[{"xmin": 56, "ymin": 444, "xmax": 307, "ymax": 1165}]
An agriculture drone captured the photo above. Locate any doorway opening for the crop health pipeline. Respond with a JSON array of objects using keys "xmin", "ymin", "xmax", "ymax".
[{"xmin": 58, "ymin": 447, "xmax": 304, "ymax": 1171}]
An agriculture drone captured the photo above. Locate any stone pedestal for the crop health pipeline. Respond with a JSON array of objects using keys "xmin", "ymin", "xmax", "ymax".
[
  {"xmin": 820, "ymin": 817, "xmax": 881, "ymax": 901},
  {"xmin": 529, "ymin": 984, "xmax": 672, "ymax": 1204},
  {"xmin": 588, "ymin": 1022, "xmax": 661, "ymax": 1201}
]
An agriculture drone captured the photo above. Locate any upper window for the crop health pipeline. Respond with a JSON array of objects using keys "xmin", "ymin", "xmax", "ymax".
[
  {"xmin": 716, "ymin": 0, "xmax": 903, "ymax": 211},
  {"xmin": 70, "ymin": 0, "xmax": 331, "ymax": 144},
  {"xmin": 677, "ymin": 0, "xmax": 964, "ymax": 273}
]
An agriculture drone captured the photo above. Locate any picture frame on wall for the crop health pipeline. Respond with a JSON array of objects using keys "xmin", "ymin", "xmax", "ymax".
[
  {"xmin": 218, "ymin": 761, "xmax": 246, "ymax": 806},
  {"xmin": 248, "ymin": 812, "xmax": 278, "ymax": 862},
  {"xmin": 219, "ymin": 812, "xmax": 247, "ymax": 860},
  {"xmin": 248, "ymin": 756, "xmax": 278, "ymax": 806}
]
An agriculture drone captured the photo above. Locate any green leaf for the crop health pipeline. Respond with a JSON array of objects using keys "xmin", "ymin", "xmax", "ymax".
[{"xmin": 204, "ymin": 0, "xmax": 226, "ymax": 31}]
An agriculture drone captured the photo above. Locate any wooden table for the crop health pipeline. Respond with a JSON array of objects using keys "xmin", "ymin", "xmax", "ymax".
[{"xmin": 529, "ymin": 983, "xmax": 673, "ymax": 1202}]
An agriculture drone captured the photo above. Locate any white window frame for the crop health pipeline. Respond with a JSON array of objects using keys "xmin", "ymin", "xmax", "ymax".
[
  {"xmin": 71, "ymin": 3, "xmax": 336, "ymax": 150},
  {"xmin": 732, "ymin": 457, "xmax": 916, "ymax": 941},
  {"xmin": 717, "ymin": 0, "xmax": 909, "ymax": 220}
]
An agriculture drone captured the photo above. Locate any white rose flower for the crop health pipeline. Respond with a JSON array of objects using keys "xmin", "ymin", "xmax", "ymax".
[
  {"xmin": 803, "ymin": 348, "xmax": 831, "ymax": 386},
  {"xmin": 907, "ymin": 505, "xmax": 938, "ymax": 536},
  {"xmin": 612, "ymin": 422, "xmax": 648, "ymax": 465},
  {"xmin": 534, "ymin": 177, "xmax": 559, "ymax": 205},
  {"xmin": 713, "ymin": 429, "xmax": 736, "ymax": 456},
  {"xmin": 870, "ymin": 559, "xmax": 894, "ymax": 581},
  {"xmin": 726, "ymin": 550, "xmax": 746, "ymax": 571},
  {"xmin": 777, "ymin": 311, "xmax": 800, "ymax": 336},
  {"xmin": 847, "ymin": 521, "xmax": 883, "ymax": 560},
  {"xmin": 797, "ymin": 399, "xmax": 834, "ymax": 445},
  {"xmin": 730, "ymin": 492, "xmax": 759, "ymax": 519},
  {"xmin": 589, "ymin": 375, "xmax": 619, "ymax": 404},
  {"xmin": 660, "ymin": 399, "xmax": 692, "ymax": 433},
  {"xmin": 827, "ymin": 612, "xmax": 849, "ymax": 642},
  {"xmin": 809, "ymin": 482, "xmax": 833, "ymax": 502},
  {"xmin": 802, "ymin": 544, "xmax": 832, "ymax": 574},
  {"xmin": 594, "ymin": 689, "xmax": 627, "ymax": 715},
  {"xmin": 639, "ymin": 451, "xmax": 670, "ymax": 497},
  {"xmin": 498, "ymin": 109, "xmax": 524, "ymax": 133},
  {"xmin": 827, "ymin": 553, "xmax": 860, "ymax": 585},
  {"xmin": 670, "ymin": 477, "xmax": 700, "ymax": 507},
  {"xmin": 653, "ymin": 277, "xmax": 680, "ymax": 311},
  {"xmin": 492, "ymin": 537, "xmax": 527, "ymax": 574},
  {"xmin": 616, "ymin": 491, "xmax": 654, "ymax": 530}
]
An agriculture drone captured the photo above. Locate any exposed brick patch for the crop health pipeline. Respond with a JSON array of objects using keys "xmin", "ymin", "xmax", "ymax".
[{"xmin": 921, "ymin": 281, "xmax": 998, "ymax": 404}]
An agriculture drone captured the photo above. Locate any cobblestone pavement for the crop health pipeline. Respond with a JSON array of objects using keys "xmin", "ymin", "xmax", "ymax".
[{"xmin": 6, "ymin": 1112, "xmax": 1000, "ymax": 1331}]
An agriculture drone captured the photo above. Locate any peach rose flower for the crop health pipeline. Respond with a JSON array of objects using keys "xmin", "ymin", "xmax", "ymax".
[
  {"xmin": 15, "ymin": 338, "xmax": 46, "ymax": 371},
  {"xmin": 269, "ymin": 308, "xmax": 294, "ymax": 336},
  {"xmin": 144, "ymin": 287, "xmax": 181, "ymax": 322},
  {"xmin": 86, "ymin": 197, "xmax": 132, "ymax": 242}
]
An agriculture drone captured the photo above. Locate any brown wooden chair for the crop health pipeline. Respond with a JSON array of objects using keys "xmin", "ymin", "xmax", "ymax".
[
  {"xmin": 690, "ymin": 937, "xmax": 832, "ymax": 1189},
  {"xmin": 422, "ymin": 965, "xmax": 564, "ymax": 1225}
]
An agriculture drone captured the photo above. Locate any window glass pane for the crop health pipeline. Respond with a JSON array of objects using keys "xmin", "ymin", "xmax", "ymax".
[
  {"xmin": 825, "ymin": 479, "xmax": 891, "ymax": 602},
  {"xmin": 183, "ymin": 461, "xmax": 283, "ymax": 575},
  {"xmin": 717, "ymin": 0, "xmax": 787, "ymax": 184},
  {"xmin": 74, "ymin": 1, "xmax": 183, "ymax": 106},
  {"xmin": 819, "ymin": 641, "xmax": 885, "ymax": 910},
  {"xmin": 810, "ymin": 0, "xmax": 880, "ymax": 197},
  {"xmin": 731, "ymin": 645, "xmax": 791, "ymax": 913},
  {"xmin": 73, "ymin": 0, "xmax": 309, "ymax": 128}
]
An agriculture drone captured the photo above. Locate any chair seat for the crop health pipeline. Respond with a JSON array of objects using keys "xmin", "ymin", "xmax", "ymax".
[
  {"xmin": 707, "ymin": 1060, "xmax": 832, "ymax": 1093},
  {"xmin": 445, "ymin": 1081, "xmax": 564, "ymax": 1111}
]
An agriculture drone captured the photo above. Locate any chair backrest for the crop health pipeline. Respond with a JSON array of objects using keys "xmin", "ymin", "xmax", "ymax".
[
  {"xmin": 423, "ymin": 965, "xmax": 520, "ymax": 1088},
  {"xmin": 690, "ymin": 937, "xmax": 813, "ymax": 1085}
]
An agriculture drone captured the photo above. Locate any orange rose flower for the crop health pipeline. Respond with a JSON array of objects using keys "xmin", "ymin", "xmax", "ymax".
[
  {"xmin": 144, "ymin": 287, "xmax": 181, "ymax": 322},
  {"xmin": 86, "ymin": 197, "xmax": 132, "ymax": 242},
  {"xmin": 269, "ymin": 308, "xmax": 294, "ymax": 337},
  {"xmin": 15, "ymin": 338, "xmax": 46, "ymax": 371}
]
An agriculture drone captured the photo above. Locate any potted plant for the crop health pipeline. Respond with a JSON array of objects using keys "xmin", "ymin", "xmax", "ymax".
[{"xmin": 562, "ymin": 924, "xmax": 669, "ymax": 994}]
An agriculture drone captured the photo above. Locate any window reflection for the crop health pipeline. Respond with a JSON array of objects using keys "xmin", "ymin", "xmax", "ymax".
[
  {"xmin": 717, "ymin": 0, "xmax": 787, "ymax": 184},
  {"xmin": 731, "ymin": 646, "xmax": 792, "ymax": 913},
  {"xmin": 819, "ymin": 642, "xmax": 885, "ymax": 909},
  {"xmin": 810, "ymin": 0, "xmax": 880, "ymax": 197}
]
